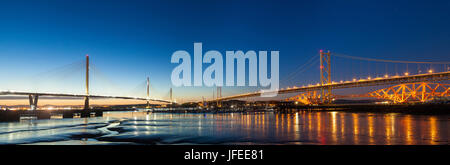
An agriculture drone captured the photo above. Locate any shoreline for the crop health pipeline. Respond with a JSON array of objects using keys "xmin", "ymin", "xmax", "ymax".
[{"xmin": 0, "ymin": 103, "xmax": 448, "ymax": 122}]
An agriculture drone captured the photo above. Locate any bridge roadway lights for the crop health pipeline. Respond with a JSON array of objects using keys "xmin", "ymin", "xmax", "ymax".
[{"xmin": 219, "ymin": 71, "xmax": 450, "ymax": 101}]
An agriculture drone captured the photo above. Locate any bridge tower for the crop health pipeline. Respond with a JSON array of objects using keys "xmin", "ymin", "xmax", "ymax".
[
  {"xmin": 146, "ymin": 76, "xmax": 150, "ymax": 108},
  {"xmin": 84, "ymin": 54, "xmax": 90, "ymax": 110},
  {"xmin": 320, "ymin": 50, "xmax": 332, "ymax": 103}
]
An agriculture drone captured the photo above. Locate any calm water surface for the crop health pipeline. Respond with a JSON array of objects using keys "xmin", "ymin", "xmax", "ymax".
[{"xmin": 0, "ymin": 111, "xmax": 448, "ymax": 145}]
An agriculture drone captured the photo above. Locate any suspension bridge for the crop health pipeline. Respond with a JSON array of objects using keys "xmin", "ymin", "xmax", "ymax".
[
  {"xmin": 0, "ymin": 55, "xmax": 173, "ymax": 111},
  {"xmin": 214, "ymin": 50, "xmax": 450, "ymax": 105}
]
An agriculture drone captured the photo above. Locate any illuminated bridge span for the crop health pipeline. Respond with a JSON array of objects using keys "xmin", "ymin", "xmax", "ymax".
[
  {"xmin": 367, "ymin": 83, "xmax": 449, "ymax": 103},
  {"xmin": 218, "ymin": 72, "xmax": 450, "ymax": 100},
  {"xmin": 0, "ymin": 91, "xmax": 172, "ymax": 103},
  {"xmin": 0, "ymin": 55, "xmax": 173, "ymax": 110},
  {"xmin": 215, "ymin": 50, "xmax": 450, "ymax": 105}
]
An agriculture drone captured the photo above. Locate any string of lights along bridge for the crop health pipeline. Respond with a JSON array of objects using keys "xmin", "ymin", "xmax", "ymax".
[
  {"xmin": 0, "ymin": 55, "xmax": 173, "ymax": 110},
  {"xmin": 216, "ymin": 50, "xmax": 450, "ymax": 105}
]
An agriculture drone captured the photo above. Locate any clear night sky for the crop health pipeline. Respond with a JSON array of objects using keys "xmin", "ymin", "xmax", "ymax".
[{"xmin": 0, "ymin": 0, "xmax": 449, "ymax": 103}]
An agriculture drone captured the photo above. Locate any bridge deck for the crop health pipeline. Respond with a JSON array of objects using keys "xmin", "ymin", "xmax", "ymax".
[
  {"xmin": 0, "ymin": 91, "xmax": 172, "ymax": 103},
  {"xmin": 218, "ymin": 71, "xmax": 450, "ymax": 101}
]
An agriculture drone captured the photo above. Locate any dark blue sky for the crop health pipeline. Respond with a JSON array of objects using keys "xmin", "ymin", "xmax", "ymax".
[{"xmin": 0, "ymin": 0, "xmax": 449, "ymax": 102}]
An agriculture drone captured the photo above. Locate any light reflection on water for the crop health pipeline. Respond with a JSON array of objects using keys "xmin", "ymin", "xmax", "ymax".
[{"xmin": 0, "ymin": 111, "xmax": 448, "ymax": 145}]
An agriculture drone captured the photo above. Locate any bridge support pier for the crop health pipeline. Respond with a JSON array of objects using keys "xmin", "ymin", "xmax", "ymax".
[
  {"xmin": 84, "ymin": 96, "xmax": 89, "ymax": 110},
  {"xmin": 28, "ymin": 94, "xmax": 39, "ymax": 110},
  {"xmin": 146, "ymin": 77, "xmax": 150, "ymax": 109}
]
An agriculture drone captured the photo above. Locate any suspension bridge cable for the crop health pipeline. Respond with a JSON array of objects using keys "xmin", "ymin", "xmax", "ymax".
[
  {"xmin": 32, "ymin": 60, "xmax": 84, "ymax": 80},
  {"xmin": 280, "ymin": 54, "xmax": 318, "ymax": 83},
  {"xmin": 125, "ymin": 80, "xmax": 147, "ymax": 97},
  {"xmin": 332, "ymin": 53, "xmax": 450, "ymax": 64},
  {"xmin": 30, "ymin": 59, "xmax": 84, "ymax": 93},
  {"xmin": 280, "ymin": 55, "xmax": 318, "ymax": 86},
  {"xmin": 90, "ymin": 64, "xmax": 127, "ymax": 95},
  {"xmin": 281, "ymin": 58, "xmax": 320, "ymax": 86}
]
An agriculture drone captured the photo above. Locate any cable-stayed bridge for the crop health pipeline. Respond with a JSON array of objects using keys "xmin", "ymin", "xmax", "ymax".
[
  {"xmin": 214, "ymin": 50, "xmax": 450, "ymax": 105},
  {"xmin": 0, "ymin": 55, "xmax": 173, "ymax": 110}
]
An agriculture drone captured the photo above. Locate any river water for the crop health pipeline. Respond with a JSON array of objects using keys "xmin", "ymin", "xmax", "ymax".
[{"xmin": 0, "ymin": 111, "xmax": 448, "ymax": 145}]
